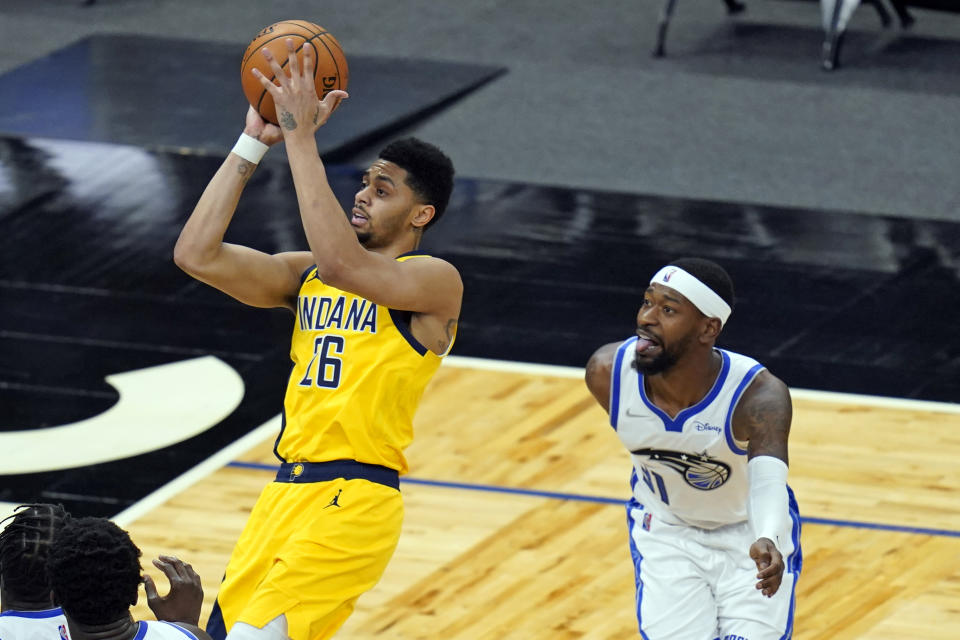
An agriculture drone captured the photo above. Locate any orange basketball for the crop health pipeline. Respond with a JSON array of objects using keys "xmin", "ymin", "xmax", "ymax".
[{"xmin": 240, "ymin": 20, "xmax": 349, "ymax": 125}]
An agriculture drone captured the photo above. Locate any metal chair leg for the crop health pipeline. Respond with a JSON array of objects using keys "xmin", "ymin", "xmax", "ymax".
[{"xmin": 653, "ymin": 0, "xmax": 680, "ymax": 58}]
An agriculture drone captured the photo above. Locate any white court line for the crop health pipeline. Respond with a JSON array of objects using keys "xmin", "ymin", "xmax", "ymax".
[
  {"xmin": 112, "ymin": 415, "xmax": 281, "ymax": 527},
  {"xmin": 112, "ymin": 355, "xmax": 960, "ymax": 525},
  {"xmin": 0, "ymin": 501, "xmax": 20, "ymax": 523},
  {"xmin": 444, "ymin": 354, "xmax": 585, "ymax": 379},
  {"xmin": 444, "ymin": 355, "xmax": 960, "ymax": 414},
  {"xmin": 789, "ymin": 387, "xmax": 960, "ymax": 414}
]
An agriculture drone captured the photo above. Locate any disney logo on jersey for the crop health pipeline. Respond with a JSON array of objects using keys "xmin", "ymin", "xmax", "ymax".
[
  {"xmin": 631, "ymin": 448, "xmax": 731, "ymax": 490},
  {"xmin": 692, "ymin": 420, "xmax": 722, "ymax": 434}
]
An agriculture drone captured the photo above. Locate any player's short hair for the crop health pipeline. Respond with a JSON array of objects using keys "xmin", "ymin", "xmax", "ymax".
[
  {"xmin": 48, "ymin": 517, "xmax": 142, "ymax": 625},
  {"xmin": 669, "ymin": 257, "xmax": 736, "ymax": 311},
  {"xmin": 378, "ymin": 137, "xmax": 455, "ymax": 231},
  {"xmin": 0, "ymin": 503, "xmax": 70, "ymax": 603}
]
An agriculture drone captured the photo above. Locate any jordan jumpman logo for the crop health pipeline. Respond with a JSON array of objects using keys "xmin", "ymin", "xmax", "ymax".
[{"xmin": 324, "ymin": 489, "xmax": 343, "ymax": 508}]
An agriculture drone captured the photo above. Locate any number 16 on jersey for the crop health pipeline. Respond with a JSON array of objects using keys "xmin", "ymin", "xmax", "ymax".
[{"xmin": 299, "ymin": 335, "xmax": 345, "ymax": 389}]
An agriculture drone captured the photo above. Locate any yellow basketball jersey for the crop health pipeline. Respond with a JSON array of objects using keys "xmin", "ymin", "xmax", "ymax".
[{"xmin": 276, "ymin": 253, "xmax": 451, "ymax": 474}]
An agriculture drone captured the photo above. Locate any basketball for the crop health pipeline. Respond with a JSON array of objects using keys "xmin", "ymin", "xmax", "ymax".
[{"xmin": 240, "ymin": 20, "xmax": 349, "ymax": 125}]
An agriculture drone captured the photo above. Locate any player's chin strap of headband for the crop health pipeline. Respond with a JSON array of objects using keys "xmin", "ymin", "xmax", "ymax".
[{"xmin": 650, "ymin": 266, "xmax": 732, "ymax": 327}]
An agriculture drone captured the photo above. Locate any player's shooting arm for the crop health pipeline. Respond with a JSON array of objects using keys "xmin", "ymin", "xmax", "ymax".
[
  {"xmin": 259, "ymin": 44, "xmax": 461, "ymax": 316},
  {"xmin": 174, "ymin": 153, "xmax": 313, "ymax": 311},
  {"xmin": 285, "ymin": 134, "xmax": 462, "ymax": 314}
]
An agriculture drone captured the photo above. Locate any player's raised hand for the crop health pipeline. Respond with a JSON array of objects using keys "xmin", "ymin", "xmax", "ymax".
[
  {"xmin": 143, "ymin": 555, "xmax": 204, "ymax": 625},
  {"xmin": 253, "ymin": 39, "xmax": 347, "ymax": 137},
  {"xmin": 749, "ymin": 537, "xmax": 784, "ymax": 597},
  {"xmin": 243, "ymin": 105, "xmax": 283, "ymax": 147}
]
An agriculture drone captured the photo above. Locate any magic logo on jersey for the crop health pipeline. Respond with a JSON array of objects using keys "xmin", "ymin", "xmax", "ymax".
[{"xmin": 631, "ymin": 448, "xmax": 731, "ymax": 490}]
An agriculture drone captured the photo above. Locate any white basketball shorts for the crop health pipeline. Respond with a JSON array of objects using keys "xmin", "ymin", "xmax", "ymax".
[{"xmin": 625, "ymin": 488, "xmax": 801, "ymax": 640}]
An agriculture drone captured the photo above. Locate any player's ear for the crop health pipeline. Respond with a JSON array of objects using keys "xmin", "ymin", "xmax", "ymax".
[
  {"xmin": 411, "ymin": 204, "xmax": 435, "ymax": 230},
  {"xmin": 700, "ymin": 317, "xmax": 722, "ymax": 343}
]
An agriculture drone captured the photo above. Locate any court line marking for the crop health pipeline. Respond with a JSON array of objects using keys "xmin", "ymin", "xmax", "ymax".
[
  {"xmin": 226, "ymin": 460, "xmax": 960, "ymax": 539},
  {"xmin": 112, "ymin": 416, "xmax": 281, "ymax": 527},
  {"xmin": 0, "ymin": 502, "xmax": 21, "ymax": 523},
  {"xmin": 109, "ymin": 354, "xmax": 959, "ymax": 528},
  {"xmin": 443, "ymin": 355, "xmax": 960, "ymax": 414}
]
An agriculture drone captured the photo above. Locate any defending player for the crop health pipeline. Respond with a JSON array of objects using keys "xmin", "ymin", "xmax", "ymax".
[
  {"xmin": 0, "ymin": 504, "xmax": 71, "ymax": 640},
  {"xmin": 47, "ymin": 517, "xmax": 209, "ymax": 640},
  {"xmin": 584, "ymin": 258, "xmax": 801, "ymax": 639},
  {"xmin": 174, "ymin": 39, "xmax": 462, "ymax": 640}
]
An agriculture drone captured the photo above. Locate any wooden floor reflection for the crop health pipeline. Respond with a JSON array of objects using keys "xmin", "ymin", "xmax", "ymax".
[{"xmin": 123, "ymin": 359, "xmax": 960, "ymax": 639}]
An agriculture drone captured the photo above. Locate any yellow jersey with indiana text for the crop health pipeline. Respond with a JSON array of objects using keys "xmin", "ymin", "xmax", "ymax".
[{"xmin": 276, "ymin": 253, "xmax": 452, "ymax": 474}]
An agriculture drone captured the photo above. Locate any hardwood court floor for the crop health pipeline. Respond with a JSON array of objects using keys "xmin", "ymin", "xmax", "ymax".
[{"xmin": 124, "ymin": 359, "xmax": 960, "ymax": 639}]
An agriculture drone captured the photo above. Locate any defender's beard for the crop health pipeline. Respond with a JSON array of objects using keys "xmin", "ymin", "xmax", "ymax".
[
  {"xmin": 632, "ymin": 333, "xmax": 695, "ymax": 376},
  {"xmin": 632, "ymin": 349, "xmax": 678, "ymax": 376}
]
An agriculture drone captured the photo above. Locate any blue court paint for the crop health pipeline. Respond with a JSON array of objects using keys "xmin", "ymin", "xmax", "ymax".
[{"xmin": 226, "ymin": 461, "xmax": 960, "ymax": 538}]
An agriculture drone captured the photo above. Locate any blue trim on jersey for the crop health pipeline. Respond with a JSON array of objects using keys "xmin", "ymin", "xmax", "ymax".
[
  {"xmin": 272, "ymin": 405, "xmax": 288, "ymax": 463},
  {"xmin": 205, "ymin": 597, "xmax": 227, "ymax": 640},
  {"xmin": 299, "ymin": 265, "xmax": 319, "ymax": 285},
  {"xmin": 0, "ymin": 608, "xmax": 63, "ymax": 619},
  {"xmin": 638, "ymin": 349, "xmax": 731, "ymax": 432},
  {"xmin": 786, "ymin": 486, "xmax": 803, "ymax": 575},
  {"xmin": 779, "ymin": 486, "xmax": 803, "ymax": 640},
  {"xmin": 625, "ymin": 501, "xmax": 651, "ymax": 640},
  {"xmin": 273, "ymin": 353, "xmax": 303, "ymax": 464},
  {"xmin": 396, "ymin": 250, "xmax": 430, "ymax": 259},
  {"xmin": 158, "ymin": 621, "xmax": 200, "ymax": 640},
  {"xmin": 387, "ymin": 307, "xmax": 429, "ymax": 356},
  {"xmin": 386, "ymin": 251, "xmax": 433, "ymax": 357},
  {"xmin": 132, "ymin": 621, "xmax": 147, "ymax": 640},
  {"xmin": 610, "ymin": 338, "xmax": 635, "ymax": 429},
  {"xmin": 723, "ymin": 362, "xmax": 765, "ymax": 455}
]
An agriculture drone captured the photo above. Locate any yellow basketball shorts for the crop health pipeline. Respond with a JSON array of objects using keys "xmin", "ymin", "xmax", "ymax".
[{"xmin": 214, "ymin": 461, "xmax": 404, "ymax": 640}]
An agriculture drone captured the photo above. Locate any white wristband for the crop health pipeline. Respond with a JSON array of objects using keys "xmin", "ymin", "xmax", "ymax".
[
  {"xmin": 747, "ymin": 456, "xmax": 789, "ymax": 551},
  {"xmin": 231, "ymin": 133, "xmax": 269, "ymax": 164}
]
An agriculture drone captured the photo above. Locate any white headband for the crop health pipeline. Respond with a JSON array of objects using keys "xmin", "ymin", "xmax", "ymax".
[{"xmin": 650, "ymin": 266, "xmax": 732, "ymax": 326}]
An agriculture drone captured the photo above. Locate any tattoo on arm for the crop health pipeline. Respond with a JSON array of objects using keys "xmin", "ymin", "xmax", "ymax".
[
  {"xmin": 437, "ymin": 319, "xmax": 457, "ymax": 353},
  {"xmin": 312, "ymin": 107, "xmax": 320, "ymax": 125},
  {"xmin": 236, "ymin": 162, "xmax": 254, "ymax": 183},
  {"xmin": 744, "ymin": 385, "xmax": 791, "ymax": 462},
  {"xmin": 279, "ymin": 110, "xmax": 297, "ymax": 131}
]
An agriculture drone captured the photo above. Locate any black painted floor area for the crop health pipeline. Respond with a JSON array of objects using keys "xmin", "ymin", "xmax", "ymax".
[
  {"xmin": 1, "ymin": 134, "xmax": 957, "ymax": 515},
  {"xmin": 1, "ymin": 25, "xmax": 959, "ymax": 517},
  {"xmin": 0, "ymin": 34, "xmax": 505, "ymax": 162}
]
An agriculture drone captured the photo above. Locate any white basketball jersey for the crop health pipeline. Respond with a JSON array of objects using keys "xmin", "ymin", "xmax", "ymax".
[
  {"xmin": 0, "ymin": 608, "xmax": 69, "ymax": 640},
  {"xmin": 135, "ymin": 621, "xmax": 200, "ymax": 640},
  {"xmin": 611, "ymin": 337, "xmax": 766, "ymax": 529}
]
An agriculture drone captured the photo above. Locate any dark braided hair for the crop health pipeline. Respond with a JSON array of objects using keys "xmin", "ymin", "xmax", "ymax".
[
  {"xmin": 47, "ymin": 517, "xmax": 142, "ymax": 625},
  {"xmin": 0, "ymin": 503, "xmax": 70, "ymax": 603}
]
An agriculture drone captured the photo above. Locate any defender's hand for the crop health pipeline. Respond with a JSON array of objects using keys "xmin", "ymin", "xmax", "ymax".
[
  {"xmin": 143, "ymin": 555, "xmax": 204, "ymax": 625},
  {"xmin": 749, "ymin": 537, "xmax": 784, "ymax": 597}
]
